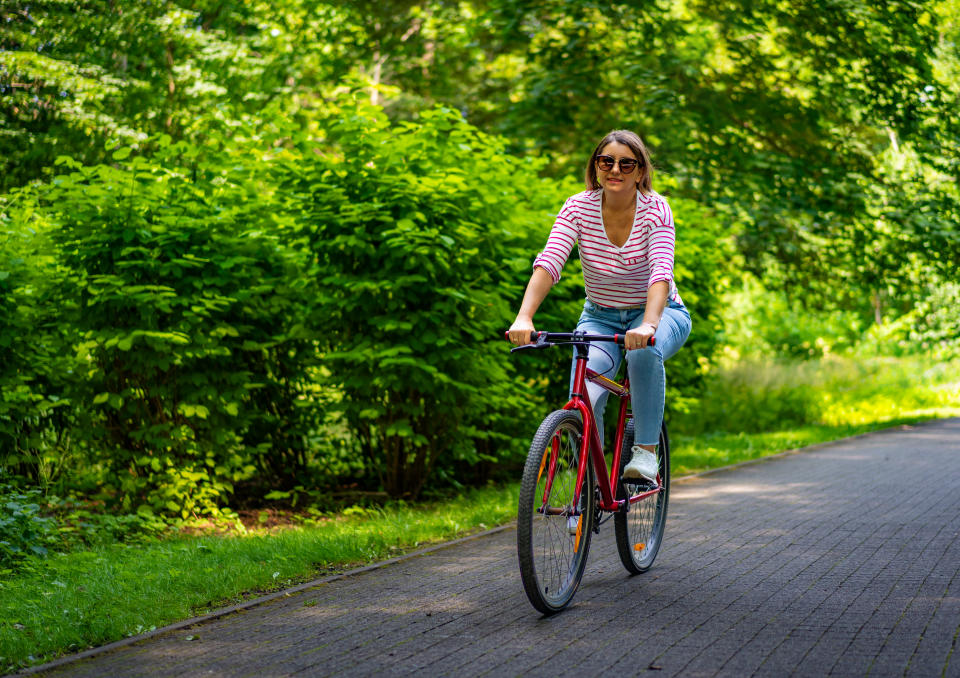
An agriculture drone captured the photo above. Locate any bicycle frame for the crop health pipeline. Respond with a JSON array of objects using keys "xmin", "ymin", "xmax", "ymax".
[
  {"xmin": 513, "ymin": 329, "xmax": 671, "ymax": 613},
  {"xmin": 559, "ymin": 341, "xmax": 661, "ymax": 516}
]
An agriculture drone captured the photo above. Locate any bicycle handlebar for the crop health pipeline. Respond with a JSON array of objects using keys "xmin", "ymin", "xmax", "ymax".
[{"xmin": 503, "ymin": 330, "xmax": 654, "ymax": 347}]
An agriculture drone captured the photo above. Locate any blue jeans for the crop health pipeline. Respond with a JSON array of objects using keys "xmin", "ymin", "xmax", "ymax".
[{"xmin": 570, "ymin": 299, "xmax": 692, "ymax": 447}]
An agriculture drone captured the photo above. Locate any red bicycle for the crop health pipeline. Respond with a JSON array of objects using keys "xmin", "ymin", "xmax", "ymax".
[{"xmin": 508, "ymin": 331, "xmax": 669, "ymax": 614}]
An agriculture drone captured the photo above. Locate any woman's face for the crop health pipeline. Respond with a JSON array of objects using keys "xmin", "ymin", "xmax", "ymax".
[{"xmin": 596, "ymin": 141, "xmax": 639, "ymax": 196}]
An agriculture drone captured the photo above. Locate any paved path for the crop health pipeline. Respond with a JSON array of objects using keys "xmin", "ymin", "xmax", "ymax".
[{"xmin": 39, "ymin": 419, "xmax": 960, "ymax": 677}]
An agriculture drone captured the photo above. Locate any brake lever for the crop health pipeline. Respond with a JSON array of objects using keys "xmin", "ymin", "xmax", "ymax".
[
  {"xmin": 509, "ymin": 332, "xmax": 552, "ymax": 353},
  {"xmin": 510, "ymin": 342, "xmax": 552, "ymax": 353}
]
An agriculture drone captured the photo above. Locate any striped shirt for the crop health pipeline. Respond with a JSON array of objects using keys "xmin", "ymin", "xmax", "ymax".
[{"xmin": 533, "ymin": 189, "xmax": 682, "ymax": 308}]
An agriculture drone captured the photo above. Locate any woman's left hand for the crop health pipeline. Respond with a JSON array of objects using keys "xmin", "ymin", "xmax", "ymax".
[{"xmin": 625, "ymin": 322, "xmax": 657, "ymax": 350}]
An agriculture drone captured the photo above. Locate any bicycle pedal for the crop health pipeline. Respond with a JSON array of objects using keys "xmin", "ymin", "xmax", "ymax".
[{"xmin": 621, "ymin": 478, "xmax": 656, "ymax": 491}]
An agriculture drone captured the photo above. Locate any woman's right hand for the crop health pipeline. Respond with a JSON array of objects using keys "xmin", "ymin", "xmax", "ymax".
[
  {"xmin": 508, "ymin": 318, "xmax": 536, "ymax": 346},
  {"xmin": 509, "ymin": 268, "xmax": 553, "ymax": 346}
]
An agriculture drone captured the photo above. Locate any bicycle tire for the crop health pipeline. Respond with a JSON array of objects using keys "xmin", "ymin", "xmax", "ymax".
[
  {"xmin": 517, "ymin": 409, "xmax": 596, "ymax": 614},
  {"xmin": 614, "ymin": 419, "xmax": 670, "ymax": 574}
]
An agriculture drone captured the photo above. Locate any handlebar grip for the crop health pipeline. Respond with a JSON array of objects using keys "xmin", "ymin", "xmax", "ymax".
[
  {"xmin": 503, "ymin": 330, "xmax": 543, "ymax": 344},
  {"xmin": 613, "ymin": 334, "xmax": 655, "ymax": 347}
]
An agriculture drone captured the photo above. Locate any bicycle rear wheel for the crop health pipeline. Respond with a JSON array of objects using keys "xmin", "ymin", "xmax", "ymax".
[
  {"xmin": 614, "ymin": 419, "xmax": 670, "ymax": 574},
  {"xmin": 517, "ymin": 409, "xmax": 596, "ymax": 614}
]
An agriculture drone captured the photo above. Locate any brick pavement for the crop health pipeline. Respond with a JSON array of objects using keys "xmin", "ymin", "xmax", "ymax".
[{"xmin": 36, "ymin": 418, "xmax": 960, "ymax": 677}]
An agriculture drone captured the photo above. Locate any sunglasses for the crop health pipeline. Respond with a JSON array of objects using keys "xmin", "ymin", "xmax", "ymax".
[{"xmin": 595, "ymin": 155, "xmax": 640, "ymax": 174}]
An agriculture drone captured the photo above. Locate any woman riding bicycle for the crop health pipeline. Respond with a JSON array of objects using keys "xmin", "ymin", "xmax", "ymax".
[{"xmin": 507, "ymin": 129, "xmax": 692, "ymax": 482}]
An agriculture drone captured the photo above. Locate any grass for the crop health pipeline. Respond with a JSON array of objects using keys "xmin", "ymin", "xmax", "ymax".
[
  {"xmin": 2, "ymin": 353, "xmax": 958, "ymax": 672},
  {"xmin": 0, "ymin": 486, "xmax": 517, "ymax": 673},
  {"xmin": 672, "ymin": 354, "xmax": 960, "ymax": 436},
  {"xmin": 671, "ymin": 353, "xmax": 960, "ymax": 474}
]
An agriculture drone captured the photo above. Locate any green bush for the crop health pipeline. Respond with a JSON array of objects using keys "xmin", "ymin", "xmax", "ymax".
[
  {"xmin": 2, "ymin": 93, "xmax": 736, "ymax": 508},
  {"xmin": 0, "ymin": 192, "xmax": 82, "ymax": 492},
  {"xmin": 662, "ymin": 189, "xmax": 733, "ymax": 413},
  {"xmin": 276, "ymin": 104, "xmax": 570, "ymax": 498},
  {"xmin": 53, "ymin": 502, "xmax": 168, "ymax": 549},
  {"xmin": 37, "ymin": 144, "xmax": 319, "ymax": 516},
  {"xmin": 718, "ymin": 273, "xmax": 865, "ymax": 359},
  {"xmin": 0, "ymin": 484, "xmax": 57, "ymax": 572},
  {"xmin": 860, "ymin": 280, "xmax": 960, "ymax": 360},
  {"xmin": 676, "ymin": 359, "xmax": 823, "ymax": 434}
]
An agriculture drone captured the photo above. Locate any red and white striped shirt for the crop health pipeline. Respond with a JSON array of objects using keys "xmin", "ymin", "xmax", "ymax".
[{"xmin": 533, "ymin": 189, "xmax": 682, "ymax": 308}]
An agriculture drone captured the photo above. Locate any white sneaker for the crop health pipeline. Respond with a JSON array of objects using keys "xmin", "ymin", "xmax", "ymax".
[{"xmin": 622, "ymin": 446, "xmax": 658, "ymax": 482}]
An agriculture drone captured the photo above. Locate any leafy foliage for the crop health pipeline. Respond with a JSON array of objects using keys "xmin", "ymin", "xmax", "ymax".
[
  {"xmin": 660, "ymin": 189, "xmax": 733, "ymax": 411},
  {"xmin": 860, "ymin": 280, "xmax": 960, "ymax": 360},
  {"xmin": 0, "ymin": 484, "xmax": 57, "ymax": 572},
  {"xmin": 363, "ymin": 0, "xmax": 959, "ymax": 318},
  {"xmin": 0, "ymin": 193, "xmax": 81, "ymax": 491},
  {"xmin": 0, "ymin": 0, "xmax": 957, "ymax": 510},
  {"xmin": 32, "ymin": 142, "xmax": 320, "ymax": 515},
  {"xmin": 277, "ymin": 104, "xmax": 569, "ymax": 497}
]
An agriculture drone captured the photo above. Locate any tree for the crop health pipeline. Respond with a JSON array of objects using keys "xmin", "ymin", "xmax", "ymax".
[{"xmin": 370, "ymin": 0, "xmax": 958, "ymax": 320}]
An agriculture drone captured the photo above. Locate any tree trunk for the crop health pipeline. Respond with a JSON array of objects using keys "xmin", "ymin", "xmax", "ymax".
[{"xmin": 871, "ymin": 290, "xmax": 883, "ymax": 325}]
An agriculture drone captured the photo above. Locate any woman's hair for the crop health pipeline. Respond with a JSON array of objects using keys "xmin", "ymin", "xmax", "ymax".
[{"xmin": 584, "ymin": 129, "xmax": 654, "ymax": 194}]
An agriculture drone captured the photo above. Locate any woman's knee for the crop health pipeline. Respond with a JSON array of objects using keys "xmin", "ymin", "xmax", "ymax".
[
  {"xmin": 626, "ymin": 346, "xmax": 663, "ymax": 373},
  {"xmin": 655, "ymin": 307, "xmax": 692, "ymax": 360}
]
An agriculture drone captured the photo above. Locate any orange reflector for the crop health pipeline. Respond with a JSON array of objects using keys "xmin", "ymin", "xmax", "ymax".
[
  {"xmin": 574, "ymin": 517, "xmax": 583, "ymax": 551},
  {"xmin": 537, "ymin": 449, "xmax": 548, "ymax": 483},
  {"xmin": 634, "ymin": 543, "xmax": 646, "ymax": 551}
]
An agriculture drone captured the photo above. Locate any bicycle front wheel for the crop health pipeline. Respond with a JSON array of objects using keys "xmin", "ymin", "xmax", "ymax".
[
  {"xmin": 517, "ymin": 409, "xmax": 596, "ymax": 615},
  {"xmin": 614, "ymin": 419, "xmax": 670, "ymax": 574}
]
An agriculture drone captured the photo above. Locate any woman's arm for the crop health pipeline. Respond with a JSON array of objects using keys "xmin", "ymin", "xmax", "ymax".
[
  {"xmin": 626, "ymin": 196, "xmax": 676, "ymax": 350},
  {"xmin": 624, "ymin": 280, "xmax": 669, "ymax": 350},
  {"xmin": 508, "ymin": 266, "xmax": 554, "ymax": 345},
  {"xmin": 642, "ymin": 280, "xmax": 669, "ymax": 329}
]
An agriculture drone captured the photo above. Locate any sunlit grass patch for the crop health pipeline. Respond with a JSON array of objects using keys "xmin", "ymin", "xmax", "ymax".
[
  {"xmin": 674, "ymin": 354, "xmax": 960, "ymax": 435},
  {"xmin": 819, "ymin": 381, "xmax": 960, "ymax": 426},
  {"xmin": 670, "ymin": 353, "xmax": 959, "ymax": 475}
]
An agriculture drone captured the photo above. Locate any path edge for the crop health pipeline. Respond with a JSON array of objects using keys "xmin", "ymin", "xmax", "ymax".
[
  {"xmin": 18, "ymin": 416, "xmax": 957, "ymax": 676},
  {"xmin": 18, "ymin": 524, "xmax": 515, "ymax": 676}
]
